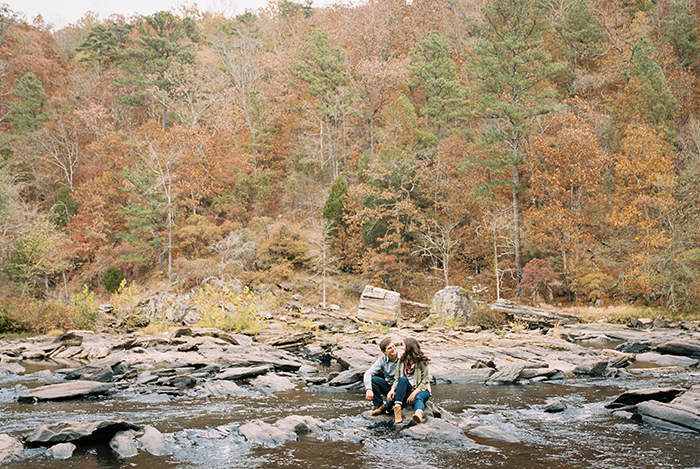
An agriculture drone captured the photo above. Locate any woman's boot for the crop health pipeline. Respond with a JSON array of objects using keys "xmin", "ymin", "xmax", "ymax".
[
  {"xmin": 412, "ymin": 409, "xmax": 423, "ymax": 424},
  {"xmin": 393, "ymin": 404, "xmax": 403, "ymax": 424}
]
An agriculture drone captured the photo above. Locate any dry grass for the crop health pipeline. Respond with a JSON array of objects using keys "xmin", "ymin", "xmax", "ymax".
[{"xmin": 560, "ymin": 304, "xmax": 700, "ymax": 324}]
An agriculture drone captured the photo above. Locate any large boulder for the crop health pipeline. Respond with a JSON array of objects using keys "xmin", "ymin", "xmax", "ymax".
[
  {"xmin": 430, "ymin": 286, "xmax": 475, "ymax": 320},
  {"xmin": 357, "ymin": 286, "xmax": 401, "ymax": 325}
]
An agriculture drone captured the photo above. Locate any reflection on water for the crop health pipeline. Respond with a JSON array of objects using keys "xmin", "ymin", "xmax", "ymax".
[{"xmin": 1, "ymin": 364, "xmax": 699, "ymax": 469}]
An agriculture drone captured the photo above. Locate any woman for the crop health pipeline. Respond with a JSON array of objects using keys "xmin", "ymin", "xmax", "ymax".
[{"xmin": 387, "ymin": 337, "xmax": 431, "ymax": 424}]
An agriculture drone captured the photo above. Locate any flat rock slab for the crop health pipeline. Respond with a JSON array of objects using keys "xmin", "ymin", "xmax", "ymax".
[
  {"xmin": 0, "ymin": 434, "xmax": 24, "ymax": 464},
  {"xmin": 606, "ymin": 387, "xmax": 686, "ymax": 409},
  {"xmin": 18, "ymin": 381, "xmax": 113, "ymax": 403},
  {"xmin": 217, "ymin": 365, "xmax": 273, "ymax": 380},
  {"xmin": 655, "ymin": 341, "xmax": 700, "ymax": 358},
  {"xmin": 25, "ymin": 420, "xmax": 140, "ymax": 447}
]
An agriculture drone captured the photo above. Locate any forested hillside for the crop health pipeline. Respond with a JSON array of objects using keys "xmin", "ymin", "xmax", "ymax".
[{"xmin": 1, "ymin": 0, "xmax": 699, "ymax": 325}]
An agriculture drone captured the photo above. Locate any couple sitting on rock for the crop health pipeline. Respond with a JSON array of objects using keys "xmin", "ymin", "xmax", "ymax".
[{"xmin": 363, "ymin": 336, "xmax": 431, "ymax": 424}]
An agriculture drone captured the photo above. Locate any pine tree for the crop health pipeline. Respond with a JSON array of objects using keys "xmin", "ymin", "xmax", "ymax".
[
  {"xmin": 7, "ymin": 73, "xmax": 52, "ymax": 134},
  {"xmin": 468, "ymin": 0, "xmax": 567, "ymax": 281}
]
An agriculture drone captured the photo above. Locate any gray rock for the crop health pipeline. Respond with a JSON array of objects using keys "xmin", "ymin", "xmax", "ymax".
[
  {"xmin": 357, "ymin": 285, "xmax": 401, "ymax": 325},
  {"xmin": 198, "ymin": 380, "xmax": 249, "ymax": 398},
  {"xmin": 238, "ymin": 421, "xmax": 297, "ymax": 446},
  {"xmin": 18, "ymin": 381, "xmax": 113, "ymax": 403},
  {"xmin": 110, "ymin": 430, "xmax": 139, "ymax": 458},
  {"xmin": 25, "ymin": 420, "xmax": 140, "ymax": 447},
  {"xmin": 468, "ymin": 425, "xmax": 521, "ymax": 443},
  {"xmin": 0, "ymin": 362, "xmax": 25, "ymax": 375},
  {"xmin": 486, "ymin": 363, "xmax": 527, "ymax": 385},
  {"xmin": 55, "ymin": 332, "xmax": 83, "ymax": 347},
  {"xmin": 402, "ymin": 418, "xmax": 480, "ymax": 447},
  {"xmin": 0, "ymin": 434, "xmax": 24, "ymax": 464},
  {"xmin": 544, "ymin": 399, "xmax": 567, "ymax": 413},
  {"xmin": 274, "ymin": 415, "xmax": 324, "ymax": 435},
  {"xmin": 439, "ymin": 368, "xmax": 494, "ymax": 385},
  {"xmin": 217, "ymin": 365, "xmax": 273, "ymax": 381},
  {"xmin": 326, "ymin": 368, "xmax": 364, "ymax": 386},
  {"xmin": 48, "ymin": 442, "xmax": 76, "ymax": 459},
  {"xmin": 430, "ymin": 286, "xmax": 475, "ymax": 320},
  {"xmin": 635, "ymin": 352, "xmax": 699, "ymax": 368},
  {"xmin": 250, "ymin": 374, "xmax": 296, "ymax": 394},
  {"xmin": 606, "ymin": 387, "xmax": 686, "ymax": 409},
  {"xmin": 572, "ymin": 360, "xmax": 608, "ymax": 376},
  {"xmin": 655, "ymin": 341, "xmax": 700, "ymax": 358},
  {"xmin": 139, "ymin": 426, "xmax": 171, "ymax": 456}
]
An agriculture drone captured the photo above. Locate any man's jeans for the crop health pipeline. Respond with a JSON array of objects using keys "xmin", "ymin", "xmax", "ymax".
[
  {"xmin": 371, "ymin": 375, "xmax": 394, "ymax": 408},
  {"xmin": 393, "ymin": 376, "xmax": 431, "ymax": 412}
]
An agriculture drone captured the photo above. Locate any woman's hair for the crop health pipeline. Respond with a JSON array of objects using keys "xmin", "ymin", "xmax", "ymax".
[{"xmin": 400, "ymin": 337, "xmax": 430, "ymax": 364}]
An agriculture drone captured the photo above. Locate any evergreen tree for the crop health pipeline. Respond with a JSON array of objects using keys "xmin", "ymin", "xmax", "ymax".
[
  {"xmin": 628, "ymin": 37, "xmax": 679, "ymax": 127},
  {"xmin": 7, "ymin": 73, "xmax": 52, "ymax": 134},
  {"xmin": 411, "ymin": 30, "xmax": 467, "ymax": 145},
  {"xmin": 291, "ymin": 29, "xmax": 354, "ymax": 181},
  {"xmin": 76, "ymin": 23, "xmax": 132, "ymax": 75},
  {"xmin": 660, "ymin": 0, "xmax": 700, "ymax": 70},
  {"xmin": 322, "ymin": 175, "xmax": 348, "ymax": 237},
  {"xmin": 468, "ymin": 0, "xmax": 567, "ymax": 281},
  {"xmin": 117, "ymin": 164, "xmax": 167, "ymax": 272}
]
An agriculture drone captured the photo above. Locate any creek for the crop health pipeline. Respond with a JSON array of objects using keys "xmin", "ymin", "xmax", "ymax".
[{"xmin": 1, "ymin": 359, "xmax": 699, "ymax": 469}]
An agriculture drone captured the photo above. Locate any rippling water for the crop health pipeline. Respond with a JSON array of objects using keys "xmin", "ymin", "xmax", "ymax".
[{"xmin": 2, "ymin": 362, "xmax": 699, "ymax": 469}]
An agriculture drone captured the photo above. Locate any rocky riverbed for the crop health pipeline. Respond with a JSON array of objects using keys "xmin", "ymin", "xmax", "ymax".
[{"xmin": 0, "ymin": 310, "xmax": 699, "ymax": 466}]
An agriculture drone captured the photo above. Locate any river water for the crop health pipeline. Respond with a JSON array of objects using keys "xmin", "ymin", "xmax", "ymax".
[{"xmin": 1, "ymin": 361, "xmax": 699, "ymax": 468}]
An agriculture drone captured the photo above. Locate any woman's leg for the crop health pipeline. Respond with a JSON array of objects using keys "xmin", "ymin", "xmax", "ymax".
[
  {"xmin": 393, "ymin": 377, "xmax": 411, "ymax": 405},
  {"xmin": 413, "ymin": 390, "xmax": 431, "ymax": 412},
  {"xmin": 412, "ymin": 390, "xmax": 431, "ymax": 423}
]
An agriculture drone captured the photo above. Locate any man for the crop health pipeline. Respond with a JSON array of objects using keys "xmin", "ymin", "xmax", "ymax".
[{"xmin": 363, "ymin": 337, "xmax": 402, "ymax": 415}]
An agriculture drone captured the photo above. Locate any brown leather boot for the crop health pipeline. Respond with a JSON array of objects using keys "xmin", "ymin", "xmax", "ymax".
[
  {"xmin": 371, "ymin": 405, "xmax": 385, "ymax": 415},
  {"xmin": 412, "ymin": 409, "xmax": 423, "ymax": 424},
  {"xmin": 393, "ymin": 404, "xmax": 403, "ymax": 424}
]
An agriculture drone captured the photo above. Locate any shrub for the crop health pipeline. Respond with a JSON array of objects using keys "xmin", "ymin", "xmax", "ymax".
[
  {"xmin": 72, "ymin": 285, "xmax": 100, "ymax": 331},
  {"xmin": 102, "ymin": 265, "xmax": 126, "ymax": 293},
  {"xmin": 467, "ymin": 304, "xmax": 507, "ymax": 329},
  {"xmin": 195, "ymin": 284, "xmax": 273, "ymax": 334}
]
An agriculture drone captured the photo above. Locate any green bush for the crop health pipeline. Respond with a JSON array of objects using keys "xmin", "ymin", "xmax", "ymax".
[{"xmin": 102, "ymin": 265, "xmax": 125, "ymax": 293}]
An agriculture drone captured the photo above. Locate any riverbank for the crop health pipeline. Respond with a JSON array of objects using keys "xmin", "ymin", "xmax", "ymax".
[{"xmin": 1, "ymin": 306, "xmax": 699, "ymax": 466}]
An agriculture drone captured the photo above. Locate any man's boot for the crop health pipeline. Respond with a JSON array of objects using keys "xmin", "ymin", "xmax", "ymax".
[
  {"xmin": 371, "ymin": 404, "xmax": 385, "ymax": 415},
  {"xmin": 393, "ymin": 404, "xmax": 403, "ymax": 424},
  {"xmin": 412, "ymin": 409, "xmax": 423, "ymax": 424}
]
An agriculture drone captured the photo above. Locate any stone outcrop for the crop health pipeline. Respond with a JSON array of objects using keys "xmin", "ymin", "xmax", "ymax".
[
  {"xmin": 430, "ymin": 286, "xmax": 476, "ymax": 320},
  {"xmin": 357, "ymin": 285, "xmax": 401, "ymax": 325}
]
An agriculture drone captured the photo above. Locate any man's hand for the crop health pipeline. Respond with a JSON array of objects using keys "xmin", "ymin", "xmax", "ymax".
[
  {"xmin": 387, "ymin": 389, "xmax": 395, "ymax": 401},
  {"xmin": 365, "ymin": 389, "xmax": 374, "ymax": 401}
]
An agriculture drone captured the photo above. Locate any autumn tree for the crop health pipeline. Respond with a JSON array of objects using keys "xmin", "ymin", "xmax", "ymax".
[
  {"xmin": 467, "ymin": 0, "xmax": 567, "ymax": 281},
  {"xmin": 607, "ymin": 124, "xmax": 675, "ymax": 297},
  {"xmin": 528, "ymin": 100, "xmax": 606, "ymax": 300}
]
